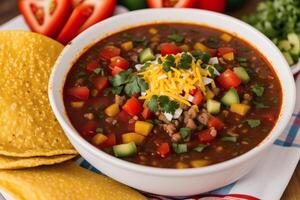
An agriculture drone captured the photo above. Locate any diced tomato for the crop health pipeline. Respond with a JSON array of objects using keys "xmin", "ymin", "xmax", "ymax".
[
  {"xmin": 160, "ymin": 43, "xmax": 181, "ymax": 56},
  {"xmin": 141, "ymin": 107, "xmax": 152, "ymax": 120},
  {"xmin": 93, "ymin": 76, "xmax": 108, "ymax": 92},
  {"xmin": 198, "ymin": 129, "xmax": 215, "ymax": 143},
  {"xmin": 99, "ymin": 46, "xmax": 121, "ymax": 60},
  {"xmin": 101, "ymin": 134, "xmax": 116, "ymax": 148},
  {"xmin": 67, "ymin": 86, "xmax": 89, "ymax": 100},
  {"xmin": 208, "ymin": 117, "xmax": 224, "ymax": 131},
  {"xmin": 123, "ymin": 97, "xmax": 143, "ymax": 116},
  {"xmin": 109, "ymin": 56, "xmax": 129, "ymax": 70},
  {"xmin": 57, "ymin": 0, "xmax": 116, "ymax": 44},
  {"xmin": 117, "ymin": 110, "xmax": 131, "ymax": 122},
  {"xmin": 189, "ymin": 88, "xmax": 198, "ymax": 96},
  {"xmin": 19, "ymin": 0, "xmax": 72, "ymax": 38},
  {"xmin": 192, "ymin": 90, "xmax": 204, "ymax": 106},
  {"xmin": 217, "ymin": 47, "xmax": 236, "ymax": 56},
  {"xmin": 154, "ymin": 138, "xmax": 163, "ymax": 147},
  {"xmin": 81, "ymin": 120, "xmax": 98, "ymax": 137},
  {"xmin": 111, "ymin": 66, "xmax": 125, "ymax": 76},
  {"xmin": 86, "ymin": 61, "xmax": 99, "ymax": 72},
  {"xmin": 147, "ymin": 0, "xmax": 195, "ymax": 8},
  {"xmin": 208, "ymin": 48, "xmax": 217, "ymax": 57},
  {"xmin": 262, "ymin": 113, "xmax": 275, "ymax": 123},
  {"xmin": 217, "ymin": 69, "xmax": 241, "ymax": 90},
  {"xmin": 196, "ymin": 0, "xmax": 226, "ymax": 12},
  {"xmin": 157, "ymin": 143, "xmax": 170, "ymax": 158}
]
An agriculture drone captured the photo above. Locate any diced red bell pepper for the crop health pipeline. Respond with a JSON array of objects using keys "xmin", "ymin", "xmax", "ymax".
[
  {"xmin": 111, "ymin": 66, "xmax": 125, "ymax": 76},
  {"xmin": 86, "ymin": 61, "xmax": 99, "ymax": 72},
  {"xmin": 67, "ymin": 86, "xmax": 89, "ymax": 100},
  {"xmin": 192, "ymin": 90, "xmax": 204, "ymax": 106},
  {"xmin": 109, "ymin": 56, "xmax": 129, "ymax": 70},
  {"xmin": 99, "ymin": 46, "xmax": 121, "ymax": 60},
  {"xmin": 122, "ymin": 96, "xmax": 143, "ymax": 116},
  {"xmin": 81, "ymin": 120, "xmax": 98, "ymax": 137},
  {"xmin": 198, "ymin": 129, "xmax": 215, "ymax": 143},
  {"xmin": 141, "ymin": 107, "xmax": 152, "ymax": 120},
  {"xmin": 217, "ymin": 69, "xmax": 241, "ymax": 90},
  {"xmin": 101, "ymin": 133, "xmax": 116, "ymax": 148},
  {"xmin": 160, "ymin": 43, "xmax": 181, "ymax": 56},
  {"xmin": 93, "ymin": 76, "xmax": 108, "ymax": 92},
  {"xmin": 217, "ymin": 47, "xmax": 236, "ymax": 56},
  {"xmin": 208, "ymin": 117, "xmax": 224, "ymax": 131},
  {"xmin": 157, "ymin": 142, "xmax": 170, "ymax": 158}
]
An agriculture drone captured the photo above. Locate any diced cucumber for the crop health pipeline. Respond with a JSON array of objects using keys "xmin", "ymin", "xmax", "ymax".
[
  {"xmin": 139, "ymin": 48, "xmax": 155, "ymax": 63},
  {"xmin": 278, "ymin": 40, "xmax": 291, "ymax": 51},
  {"xmin": 221, "ymin": 88, "xmax": 240, "ymax": 106},
  {"xmin": 207, "ymin": 99, "xmax": 221, "ymax": 114},
  {"xmin": 287, "ymin": 33, "xmax": 300, "ymax": 55},
  {"xmin": 283, "ymin": 51, "xmax": 294, "ymax": 65},
  {"xmin": 113, "ymin": 142, "xmax": 137, "ymax": 157},
  {"xmin": 233, "ymin": 67, "xmax": 250, "ymax": 83}
]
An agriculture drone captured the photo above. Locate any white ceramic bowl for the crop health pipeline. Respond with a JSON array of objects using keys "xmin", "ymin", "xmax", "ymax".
[{"xmin": 49, "ymin": 9, "xmax": 296, "ymax": 196}]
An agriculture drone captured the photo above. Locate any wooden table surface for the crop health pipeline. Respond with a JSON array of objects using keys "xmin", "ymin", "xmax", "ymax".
[{"xmin": 0, "ymin": 0, "xmax": 299, "ymax": 199}]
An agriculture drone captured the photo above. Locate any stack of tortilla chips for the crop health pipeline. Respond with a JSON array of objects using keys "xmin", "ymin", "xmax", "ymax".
[{"xmin": 0, "ymin": 31, "xmax": 145, "ymax": 200}]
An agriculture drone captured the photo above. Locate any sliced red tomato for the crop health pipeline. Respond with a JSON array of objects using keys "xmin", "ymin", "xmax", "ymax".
[
  {"xmin": 67, "ymin": 86, "xmax": 89, "ymax": 100},
  {"xmin": 122, "ymin": 96, "xmax": 143, "ymax": 116},
  {"xmin": 208, "ymin": 117, "xmax": 224, "ymax": 131},
  {"xmin": 99, "ymin": 46, "xmax": 121, "ymax": 60},
  {"xmin": 57, "ymin": 0, "xmax": 116, "ymax": 44},
  {"xmin": 157, "ymin": 143, "xmax": 170, "ymax": 158},
  {"xmin": 160, "ymin": 43, "xmax": 181, "ymax": 56},
  {"xmin": 217, "ymin": 69, "xmax": 241, "ymax": 90},
  {"xmin": 141, "ymin": 107, "xmax": 152, "ymax": 120},
  {"xmin": 111, "ymin": 66, "xmax": 125, "ymax": 76},
  {"xmin": 109, "ymin": 56, "xmax": 129, "ymax": 70},
  {"xmin": 196, "ymin": 0, "xmax": 226, "ymax": 12},
  {"xmin": 19, "ymin": 0, "xmax": 72, "ymax": 38},
  {"xmin": 81, "ymin": 120, "xmax": 98, "ymax": 137},
  {"xmin": 147, "ymin": 0, "xmax": 195, "ymax": 8},
  {"xmin": 192, "ymin": 90, "xmax": 204, "ymax": 106},
  {"xmin": 198, "ymin": 129, "xmax": 215, "ymax": 143},
  {"xmin": 86, "ymin": 60, "xmax": 99, "ymax": 72},
  {"xmin": 101, "ymin": 133, "xmax": 116, "ymax": 148},
  {"xmin": 217, "ymin": 47, "xmax": 236, "ymax": 56},
  {"xmin": 93, "ymin": 76, "xmax": 108, "ymax": 91}
]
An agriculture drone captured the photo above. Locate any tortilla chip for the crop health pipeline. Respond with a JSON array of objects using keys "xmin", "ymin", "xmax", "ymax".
[
  {"xmin": 0, "ymin": 31, "xmax": 77, "ymax": 157},
  {"xmin": 0, "ymin": 154, "xmax": 76, "ymax": 170},
  {"xmin": 0, "ymin": 161, "xmax": 146, "ymax": 200}
]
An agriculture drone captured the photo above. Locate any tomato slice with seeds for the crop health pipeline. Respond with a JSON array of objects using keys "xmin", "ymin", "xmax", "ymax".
[
  {"xmin": 57, "ymin": 0, "xmax": 116, "ymax": 44},
  {"xmin": 147, "ymin": 0, "xmax": 195, "ymax": 8},
  {"xmin": 19, "ymin": 0, "xmax": 72, "ymax": 38}
]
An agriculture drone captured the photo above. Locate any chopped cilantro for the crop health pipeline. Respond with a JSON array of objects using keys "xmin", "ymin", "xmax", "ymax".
[
  {"xmin": 252, "ymin": 84, "xmax": 264, "ymax": 97},
  {"xmin": 178, "ymin": 53, "xmax": 192, "ymax": 69},
  {"xmin": 221, "ymin": 136, "xmax": 237, "ymax": 142},
  {"xmin": 172, "ymin": 143, "xmax": 188, "ymax": 154},
  {"xmin": 147, "ymin": 95, "xmax": 159, "ymax": 112},
  {"xmin": 193, "ymin": 144, "xmax": 208, "ymax": 152},
  {"xmin": 133, "ymin": 36, "xmax": 148, "ymax": 46},
  {"xmin": 93, "ymin": 68, "xmax": 105, "ymax": 76},
  {"xmin": 167, "ymin": 33, "xmax": 184, "ymax": 43},
  {"xmin": 159, "ymin": 96, "xmax": 179, "ymax": 114},
  {"xmin": 207, "ymin": 66, "xmax": 216, "ymax": 78},
  {"xmin": 205, "ymin": 36, "xmax": 219, "ymax": 48},
  {"xmin": 162, "ymin": 55, "xmax": 176, "ymax": 72},
  {"xmin": 253, "ymin": 100, "xmax": 269, "ymax": 108},
  {"xmin": 77, "ymin": 72, "xmax": 87, "ymax": 79},
  {"xmin": 124, "ymin": 76, "xmax": 148, "ymax": 96},
  {"xmin": 245, "ymin": 119, "xmax": 261, "ymax": 128},
  {"xmin": 192, "ymin": 50, "xmax": 211, "ymax": 63},
  {"xmin": 179, "ymin": 128, "xmax": 192, "ymax": 142},
  {"xmin": 213, "ymin": 64, "xmax": 225, "ymax": 73},
  {"xmin": 109, "ymin": 69, "xmax": 132, "ymax": 87}
]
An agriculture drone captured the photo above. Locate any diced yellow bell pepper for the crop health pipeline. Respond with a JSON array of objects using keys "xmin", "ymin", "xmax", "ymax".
[
  {"xmin": 121, "ymin": 41, "xmax": 133, "ymax": 51},
  {"xmin": 176, "ymin": 162, "xmax": 189, "ymax": 169},
  {"xmin": 105, "ymin": 103, "xmax": 120, "ymax": 117},
  {"xmin": 193, "ymin": 42, "xmax": 208, "ymax": 52},
  {"xmin": 92, "ymin": 133, "xmax": 108, "ymax": 145},
  {"xmin": 205, "ymin": 89, "xmax": 215, "ymax": 100},
  {"xmin": 190, "ymin": 160, "xmax": 210, "ymax": 168},
  {"xmin": 230, "ymin": 103, "xmax": 250, "ymax": 116},
  {"xmin": 135, "ymin": 121, "xmax": 153, "ymax": 136},
  {"xmin": 122, "ymin": 132, "xmax": 145, "ymax": 145},
  {"xmin": 149, "ymin": 28, "xmax": 158, "ymax": 35},
  {"xmin": 220, "ymin": 33, "xmax": 232, "ymax": 42},
  {"xmin": 70, "ymin": 101, "xmax": 84, "ymax": 108},
  {"xmin": 180, "ymin": 44, "xmax": 190, "ymax": 52},
  {"xmin": 223, "ymin": 52, "xmax": 234, "ymax": 61}
]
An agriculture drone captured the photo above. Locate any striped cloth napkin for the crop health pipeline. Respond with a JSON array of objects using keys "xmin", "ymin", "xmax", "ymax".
[{"xmin": 1, "ymin": 13, "xmax": 299, "ymax": 200}]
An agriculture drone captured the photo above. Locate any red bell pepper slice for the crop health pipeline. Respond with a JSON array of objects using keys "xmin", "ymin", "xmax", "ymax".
[
  {"xmin": 207, "ymin": 117, "xmax": 224, "ymax": 131},
  {"xmin": 196, "ymin": 0, "xmax": 226, "ymax": 13},
  {"xmin": 157, "ymin": 143, "xmax": 170, "ymax": 158},
  {"xmin": 109, "ymin": 56, "xmax": 129, "ymax": 70},
  {"xmin": 122, "ymin": 96, "xmax": 143, "ymax": 116},
  {"xmin": 19, "ymin": 0, "xmax": 72, "ymax": 38},
  {"xmin": 67, "ymin": 86, "xmax": 89, "ymax": 100},
  {"xmin": 217, "ymin": 69, "xmax": 241, "ymax": 90},
  {"xmin": 160, "ymin": 43, "xmax": 181, "ymax": 56},
  {"xmin": 57, "ymin": 0, "xmax": 116, "ymax": 44},
  {"xmin": 93, "ymin": 76, "xmax": 109, "ymax": 92},
  {"xmin": 147, "ymin": 0, "xmax": 195, "ymax": 8},
  {"xmin": 198, "ymin": 129, "xmax": 215, "ymax": 143}
]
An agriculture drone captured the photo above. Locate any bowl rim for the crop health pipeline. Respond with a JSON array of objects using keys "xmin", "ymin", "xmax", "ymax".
[{"xmin": 49, "ymin": 8, "xmax": 296, "ymax": 176}]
